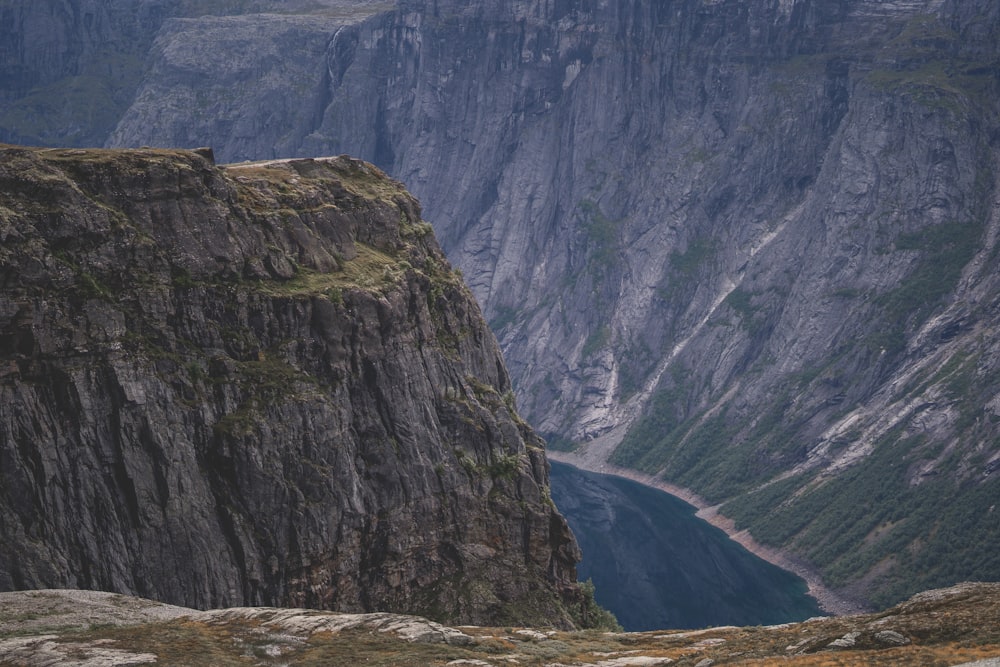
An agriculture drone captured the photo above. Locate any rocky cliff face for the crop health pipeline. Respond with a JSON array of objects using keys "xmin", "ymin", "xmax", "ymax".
[
  {"xmin": 0, "ymin": 145, "xmax": 585, "ymax": 627},
  {"xmin": 6, "ymin": 0, "xmax": 1000, "ymax": 609}
]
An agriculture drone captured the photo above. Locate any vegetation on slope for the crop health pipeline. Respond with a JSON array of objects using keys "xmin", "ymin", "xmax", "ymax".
[{"xmin": 2, "ymin": 584, "xmax": 1000, "ymax": 666}]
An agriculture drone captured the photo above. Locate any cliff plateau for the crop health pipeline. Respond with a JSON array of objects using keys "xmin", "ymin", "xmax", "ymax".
[{"xmin": 0, "ymin": 145, "xmax": 587, "ymax": 628}]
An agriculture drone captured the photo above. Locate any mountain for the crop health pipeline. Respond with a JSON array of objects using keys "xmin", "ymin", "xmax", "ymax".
[
  {"xmin": 0, "ymin": 1, "xmax": 391, "ymax": 149},
  {"xmin": 3, "ymin": 0, "xmax": 1000, "ymax": 609},
  {"xmin": 3, "ymin": 583, "xmax": 1000, "ymax": 665},
  {"xmin": 0, "ymin": 144, "xmax": 595, "ymax": 628}
]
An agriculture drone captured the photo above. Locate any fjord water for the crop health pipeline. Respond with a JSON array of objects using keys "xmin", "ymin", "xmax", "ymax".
[{"xmin": 549, "ymin": 461, "xmax": 821, "ymax": 631}]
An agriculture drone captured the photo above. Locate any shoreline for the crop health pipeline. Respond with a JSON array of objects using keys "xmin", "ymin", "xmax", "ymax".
[{"xmin": 546, "ymin": 450, "xmax": 868, "ymax": 617}]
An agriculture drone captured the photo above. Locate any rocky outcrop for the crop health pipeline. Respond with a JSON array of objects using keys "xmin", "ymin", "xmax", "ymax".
[
  {"xmin": 6, "ymin": 0, "xmax": 1000, "ymax": 608},
  {"xmin": 3, "ymin": 583, "xmax": 1000, "ymax": 666},
  {"xmin": 0, "ymin": 145, "xmax": 584, "ymax": 627}
]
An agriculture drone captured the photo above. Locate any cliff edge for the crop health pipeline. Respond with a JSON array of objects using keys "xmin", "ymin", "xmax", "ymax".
[{"xmin": 0, "ymin": 145, "xmax": 586, "ymax": 628}]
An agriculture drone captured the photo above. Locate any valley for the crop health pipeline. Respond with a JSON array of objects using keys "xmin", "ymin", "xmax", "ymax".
[{"xmin": 2, "ymin": 0, "xmax": 999, "ymax": 628}]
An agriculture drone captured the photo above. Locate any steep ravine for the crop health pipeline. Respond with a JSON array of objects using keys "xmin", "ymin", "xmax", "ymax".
[{"xmin": 0, "ymin": 145, "xmax": 589, "ymax": 628}]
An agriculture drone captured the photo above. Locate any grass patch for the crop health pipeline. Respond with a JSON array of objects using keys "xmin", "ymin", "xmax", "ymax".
[
  {"xmin": 254, "ymin": 244, "xmax": 403, "ymax": 296},
  {"xmin": 578, "ymin": 199, "xmax": 621, "ymax": 280},
  {"xmin": 865, "ymin": 13, "xmax": 997, "ymax": 114},
  {"xmin": 581, "ymin": 325, "xmax": 610, "ymax": 359},
  {"xmin": 58, "ymin": 619, "xmax": 256, "ymax": 666},
  {"xmin": 489, "ymin": 305, "xmax": 521, "ymax": 331},
  {"xmin": 870, "ymin": 220, "xmax": 984, "ymax": 353},
  {"xmin": 670, "ymin": 238, "xmax": 715, "ymax": 276}
]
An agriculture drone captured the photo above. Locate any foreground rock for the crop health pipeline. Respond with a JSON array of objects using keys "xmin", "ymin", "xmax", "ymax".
[
  {"xmin": 0, "ymin": 145, "xmax": 586, "ymax": 627},
  {"xmin": 2, "ymin": 583, "xmax": 999, "ymax": 665}
]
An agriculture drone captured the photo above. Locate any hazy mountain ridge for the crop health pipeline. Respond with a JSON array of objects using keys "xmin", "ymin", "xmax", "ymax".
[{"xmin": 0, "ymin": 145, "xmax": 590, "ymax": 628}]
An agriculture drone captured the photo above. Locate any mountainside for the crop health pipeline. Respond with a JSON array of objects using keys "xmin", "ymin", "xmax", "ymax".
[
  {"xmin": 0, "ymin": 0, "xmax": 390, "ymax": 149},
  {"xmin": 4, "ymin": 0, "xmax": 1000, "ymax": 609},
  {"xmin": 3, "ymin": 583, "xmax": 1000, "ymax": 666},
  {"xmin": 0, "ymin": 144, "xmax": 588, "ymax": 628}
]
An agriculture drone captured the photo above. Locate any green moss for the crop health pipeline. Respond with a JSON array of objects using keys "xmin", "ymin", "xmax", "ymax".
[
  {"xmin": 578, "ymin": 199, "xmax": 621, "ymax": 280},
  {"xmin": 186, "ymin": 362, "xmax": 206, "ymax": 385},
  {"xmin": 212, "ymin": 403, "xmax": 258, "ymax": 438},
  {"xmin": 488, "ymin": 305, "xmax": 521, "ymax": 331},
  {"xmin": 570, "ymin": 579, "xmax": 623, "ymax": 632},
  {"xmin": 866, "ymin": 32, "xmax": 996, "ymax": 114},
  {"xmin": 453, "ymin": 449, "xmax": 479, "ymax": 477},
  {"xmin": 670, "ymin": 238, "xmax": 715, "ymax": 276},
  {"xmin": 486, "ymin": 453, "xmax": 521, "ymax": 480},
  {"xmin": 253, "ymin": 244, "xmax": 404, "ymax": 297},
  {"xmin": 581, "ymin": 325, "xmax": 610, "ymax": 360},
  {"xmin": 543, "ymin": 434, "xmax": 579, "ymax": 453},
  {"xmin": 724, "ymin": 288, "xmax": 756, "ymax": 321},
  {"xmin": 171, "ymin": 267, "xmax": 198, "ymax": 289},
  {"xmin": 238, "ymin": 355, "xmax": 317, "ymax": 393},
  {"xmin": 79, "ymin": 272, "xmax": 113, "ymax": 301},
  {"xmin": 51, "ymin": 251, "xmax": 116, "ymax": 301},
  {"xmin": 830, "ymin": 287, "xmax": 863, "ymax": 299},
  {"xmin": 872, "ymin": 220, "xmax": 984, "ymax": 352}
]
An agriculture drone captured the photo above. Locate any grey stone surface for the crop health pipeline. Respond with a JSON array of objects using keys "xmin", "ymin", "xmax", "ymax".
[
  {"xmin": 874, "ymin": 630, "xmax": 910, "ymax": 646},
  {"xmin": 0, "ymin": 147, "xmax": 581, "ymax": 628}
]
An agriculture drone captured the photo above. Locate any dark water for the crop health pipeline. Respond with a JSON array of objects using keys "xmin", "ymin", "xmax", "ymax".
[{"xmin": 549, "ymin": 461, "xmax": 822, "ymax": 631}]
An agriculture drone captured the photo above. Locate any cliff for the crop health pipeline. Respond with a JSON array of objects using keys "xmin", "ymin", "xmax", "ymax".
[
  {"xmin": 0, "ymin": 145, "xmax": 585, "ymax": 628},
  {"xmin": 4, "ymin": 0, "xmax": 1000, "ymax": 609}
]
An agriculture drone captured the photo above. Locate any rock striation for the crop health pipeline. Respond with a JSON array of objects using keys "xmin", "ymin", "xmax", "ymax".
[{"xmin": 0, "ymin": 145, "xmax": 584, "ymax": 627}]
